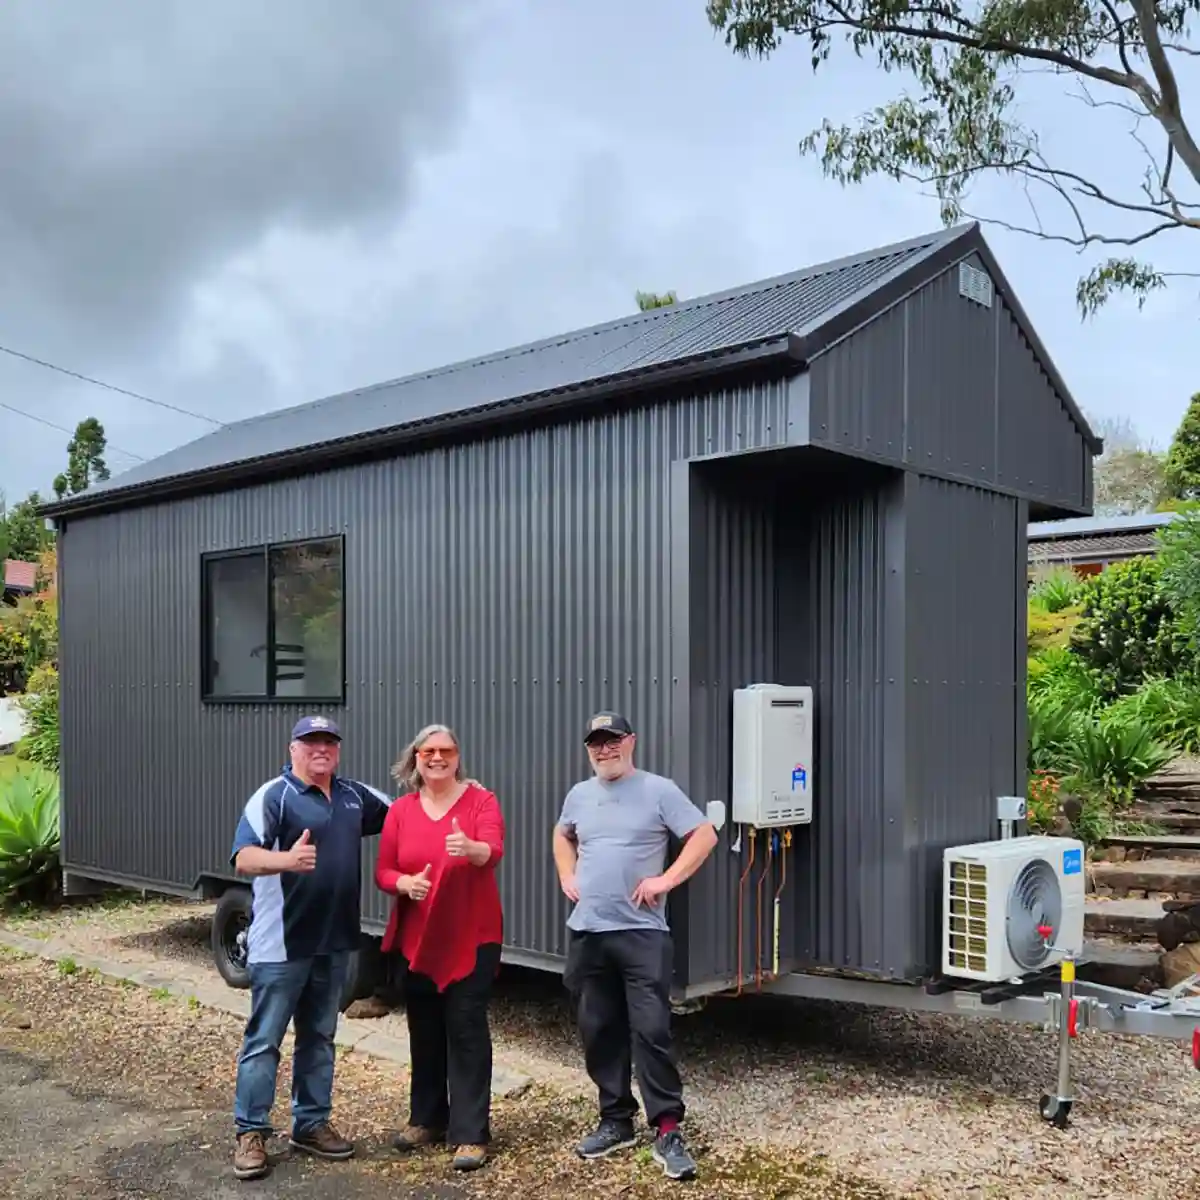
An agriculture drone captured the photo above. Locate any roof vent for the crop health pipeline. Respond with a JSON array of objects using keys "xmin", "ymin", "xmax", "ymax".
[{"xmin": 958, "ymin": 262, "xmax": 994, "ymax": 308}]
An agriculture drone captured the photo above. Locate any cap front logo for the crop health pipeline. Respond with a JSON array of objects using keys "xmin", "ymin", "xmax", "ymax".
[
  {"xmin": 310, "ymin": 717, "xmax": 329, "ymax": 729},
  {"xmin": 591, "ymin": 715, "xmax": 612, "ymax": 730}
]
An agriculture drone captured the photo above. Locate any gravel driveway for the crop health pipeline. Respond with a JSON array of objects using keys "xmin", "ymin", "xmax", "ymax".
[
  {"xmin": 0, "ymin": 1047, "xmax": 458, "ymax": 1199},
  {"xmin": 6, "ymin": 897, "xmax": 1200, "ymax": 1198}
]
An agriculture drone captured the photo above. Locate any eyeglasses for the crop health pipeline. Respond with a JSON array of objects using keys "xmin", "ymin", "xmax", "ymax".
[{"xmin": 417, "ymin": 747, "xmax": 459, "ymax": 760}]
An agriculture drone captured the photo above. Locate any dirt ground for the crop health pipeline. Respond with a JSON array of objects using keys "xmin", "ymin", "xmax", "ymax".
[{"xmin": 0, "ymin": 945, "xmax": 881, "ymax": 1199}]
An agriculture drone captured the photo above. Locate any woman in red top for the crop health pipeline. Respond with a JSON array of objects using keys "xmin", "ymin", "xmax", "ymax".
[{"xmin": 374, "ymin": 723, "xmax": 505, "ymax": 1173}]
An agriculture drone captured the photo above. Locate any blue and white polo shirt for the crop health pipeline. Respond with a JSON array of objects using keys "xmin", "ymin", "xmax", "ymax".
[{"xmin": 229, "ymin": 767, "xmax": 392, "ymax": 964}]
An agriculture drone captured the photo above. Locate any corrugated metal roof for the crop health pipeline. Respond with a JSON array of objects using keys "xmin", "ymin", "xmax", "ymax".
[
  {"xmin": 3, "ymin": 560, "xmax": 37, "ymax": 592},
  {"xmin": 67, "ymin": 225, "xmax": 969, "ymax": 504},
  {"xmin": 1028, "ymin": 511, "xmax": 1177, "ymax": 540},
  {"xmin": 44, "ymin": 220, "xmax": 1095, "ymax": 518}
]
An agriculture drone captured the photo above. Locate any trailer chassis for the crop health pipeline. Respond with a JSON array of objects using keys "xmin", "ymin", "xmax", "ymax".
[{"xmin": 762, "ymin": 957, "xmax": 1200, "ymax": 1128}]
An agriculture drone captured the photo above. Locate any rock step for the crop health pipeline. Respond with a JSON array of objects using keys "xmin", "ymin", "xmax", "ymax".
[
  {"xmin": 1085, "ymin": 897, "xmax": 1165, "ymax": 939},
  {"xmin": 1128, "ymin": 806, "xmax": 1200, "ymax": 830},
  {"xmin": 1078, "ymin": 937, "xmax": 1163, "ymax": 992},
  {"xmin": 1090, "ymin": 857, "xmax": 1200, "ymax": 900},
  {"xmin": 1097, "ymin": 834, "xmax": 1200, "ymax": 863}
]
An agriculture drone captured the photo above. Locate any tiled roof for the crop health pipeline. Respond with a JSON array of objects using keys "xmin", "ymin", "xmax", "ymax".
[
  {"xmin": 3, "ymin": 560, "xmax": 37, "ymax": 592},
  {"xmin": 1029, "ymin": 532, "xmax": 1158, "ymax": 561}
]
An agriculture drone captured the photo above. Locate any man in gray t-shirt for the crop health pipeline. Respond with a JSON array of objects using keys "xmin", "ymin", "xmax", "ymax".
[{"xmin": 553, "ymin": 711, "xmax": 718, "ymax": 1183}]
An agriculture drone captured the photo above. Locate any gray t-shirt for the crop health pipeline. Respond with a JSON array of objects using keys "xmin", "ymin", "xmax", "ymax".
[{"xmin": 556, "ymin": 768, "xmax": 707, "ymax": 934}]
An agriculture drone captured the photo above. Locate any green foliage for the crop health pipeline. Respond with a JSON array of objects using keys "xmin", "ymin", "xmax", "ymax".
[
  {"xmin": 1069, "ymin": 556, "xmax": 1190, "ymax": 698},
  {"xmin": 1105, "ymin": 677, "xmax": 1200, "ymax": 756},
  {"xmin": 1028, "ymin": 566, "xmax": 1084, "ymax": 614},
  {"xmin": 1068, "ymin": 711, "xmax": 1175, "ymax": 806},
  {"xmin": 2, "ymin": 491, "xmax": 52, "ymax": 561},
  {"xmin": 704, "ymin": 0, "xmax": 1200, "ymax": 315},
  {"xmin": 52, "ymin": 416, "xmax": 110, "ymax": 501},
  {"xmin": 0, "ymin": 762, "xmax": 60, "ymax": 905},
  {"xmin": 1163, "ymin": 395, "xmax": 1200, "ymax": 503},
  {"xmin": 1157, "ymin": 505, "xmax": 1200, "ymax": 651},
  {"xmin": 1027, "ymin": 646, "xmax": 1102, "ymax": 712},
  {"xmin": 18, "ymin": 665, "xmax": 59, "ymax": 773},
  {"xmin": 635, "ymin": 290, "xmax": 679, "ymax": 311},
  {"xmin": 1027, "ymin": 602, "xmax": 1084, "ymax": 654}
]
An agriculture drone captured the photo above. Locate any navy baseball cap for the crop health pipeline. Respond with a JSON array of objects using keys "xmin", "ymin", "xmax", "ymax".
[
  {"xmin": 584, "ymin": 711, "xmax": 634, "ymax": 743},
  {"xmin": 291, "ymin": 715, "xmax": 342, "ymax": 741}
]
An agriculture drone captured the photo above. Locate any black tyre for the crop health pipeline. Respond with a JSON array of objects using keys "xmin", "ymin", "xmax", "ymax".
[
  {"xmin": 212, "ymin": 887, "xmax": 253, "ymax": 990},
  {"xmin": 339, "ymin": 935, "xmax": 381, "ymax": 1012}
]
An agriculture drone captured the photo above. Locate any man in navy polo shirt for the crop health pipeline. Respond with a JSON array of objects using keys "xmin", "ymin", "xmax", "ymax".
[{"xmin": 228, "ymin": 715, "xmax": 392, "ymax": 1182}]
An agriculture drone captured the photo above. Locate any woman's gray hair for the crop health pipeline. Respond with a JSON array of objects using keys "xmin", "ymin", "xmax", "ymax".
[{"xmin": 390, "ymin": 723, "xmax": 464, "ymax": 794}]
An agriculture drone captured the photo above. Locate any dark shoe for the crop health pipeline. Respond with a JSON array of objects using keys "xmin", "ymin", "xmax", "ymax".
[
  {"xmin": 391, "ymin": 1124, "xmax": 446, "ymax": 1153},
  {"xmin": 451, "ymin": 1144, "xmax": 488, "ymax": 1171},
  {"xmin": 576, "ymin": 1118, "xmax": 637, "ymax": 1160},
  {"xmin": 232, "ymin": 1131, "xmax": 270, "ymax": 1180},
  {"xmin": 652, "ymin": 1128, "xmax": 697, "ymax": 1181},
  {"xmin": 289, "ymin": 1121, "xmax": 354, "ymax": 1161}
]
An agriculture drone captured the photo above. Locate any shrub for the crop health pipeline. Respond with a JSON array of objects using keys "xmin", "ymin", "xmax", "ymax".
[
  {"xmin": 1028, "ymin": 602, "xmax": 1084, "ymax": 655},
  {"xmin": 1028, "ymin": 565, "xmax": 1085, "ymax": 614},
  {"xmin": 18, "ymin": 664, "xmax": 60, "ymax": 773},
  {"xmin": 0, "ymin": 763, "xmax": 60, "ymax": 905},
  {"xmin": 1106, "ymin": 677, "xmax": 1200, "ymax": 756},
  {"xmin": 1027, "ymin": 646, "xmax": 1103, "ymax": 712},
  {"xmin": 1070, "ymin": 556, "xmax": 1192, "ymax": 698},
  {"xmin": 1066, "ymin": 710, "xmax": 1175, "ymax": 806},
  {"xmin": 1027, "ymin": 690, "xmax": 1083, "ymax": 775}
]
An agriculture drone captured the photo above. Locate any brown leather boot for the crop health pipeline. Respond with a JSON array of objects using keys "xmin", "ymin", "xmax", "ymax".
[
  {"xmin": 289, "ymin": 1121, "xmax": 354, "ymax": 1160},
  {"xmin": 391, "ymin": 1124, "xmax": 445, "ymax": 1152},
  {"xmin": 232, "ymin": 1131, "xmax": 269, "ymax": 1180},
  {"xmin": 452, "ymin": 1144, "xmax": 488, "ymax": 1171}
]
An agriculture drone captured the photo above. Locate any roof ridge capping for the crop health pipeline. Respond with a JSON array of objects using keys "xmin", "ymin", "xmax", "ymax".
[{"xmin": 40, "ymin": 220, "xmax": 1098, "ymax": 518}]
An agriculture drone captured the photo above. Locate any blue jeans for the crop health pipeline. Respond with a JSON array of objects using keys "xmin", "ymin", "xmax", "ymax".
[{"xmin": 233, "ymin": 951, "xmax": 350, "ymax": 1137}]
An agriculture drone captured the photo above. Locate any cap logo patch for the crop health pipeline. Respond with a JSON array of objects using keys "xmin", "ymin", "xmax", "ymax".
[{"xmin": 590, "ymin": 715, "xmax": 612, "ymax": 730}]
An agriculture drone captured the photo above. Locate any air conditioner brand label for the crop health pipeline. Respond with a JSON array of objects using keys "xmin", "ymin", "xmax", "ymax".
[{"xmin": 1062, "ymin": 847, "xmax": 1082, "ymax": 876}]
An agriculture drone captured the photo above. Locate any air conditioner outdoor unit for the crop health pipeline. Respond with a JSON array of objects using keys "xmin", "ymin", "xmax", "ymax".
[{"xmin": 942, "ymin": 835, "xmax": 1086, "ymax": 983}]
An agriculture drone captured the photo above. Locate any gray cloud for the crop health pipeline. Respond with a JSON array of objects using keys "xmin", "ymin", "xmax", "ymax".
[{"xmin": 0, "ymin": 0, "xmax": 478, "ymax": 367}]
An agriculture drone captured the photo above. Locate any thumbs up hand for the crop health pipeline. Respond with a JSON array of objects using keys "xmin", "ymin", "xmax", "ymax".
[
  {"xmin": 405, "ymin": 863, "xmax": 433, "ymax": 901},
  {"xmin": 288, "ymin": 829, "xmax": 317, "ymax": 873},
  {"xmin": 445, "ymin": 817, "xmax": 472, "ymax": 860}
]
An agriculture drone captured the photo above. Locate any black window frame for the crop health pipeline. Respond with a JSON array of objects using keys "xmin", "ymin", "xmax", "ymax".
[{"xmin": 200, "ymin": 534, "xmax": 347, "ymax": 705}]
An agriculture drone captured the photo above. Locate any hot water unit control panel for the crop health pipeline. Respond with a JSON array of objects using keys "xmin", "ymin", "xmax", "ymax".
[{"xmin": 730, "ymin": 684, "xmax": 814, "ymax": 828}]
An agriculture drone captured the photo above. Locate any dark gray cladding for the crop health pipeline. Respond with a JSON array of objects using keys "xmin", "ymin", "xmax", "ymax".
[{"xmin": 53, "ymin": 226, "xmax": 1095, "ymax": 995}]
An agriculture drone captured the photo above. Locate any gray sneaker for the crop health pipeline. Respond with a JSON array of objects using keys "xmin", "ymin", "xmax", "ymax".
[
  {"xmin": 576, "ymin": 1118, "xmax": 637, "ymax": 1159},
  {"xmin": 652, "ymin": 1128, "xmax": 697, "ymax": 1181}
]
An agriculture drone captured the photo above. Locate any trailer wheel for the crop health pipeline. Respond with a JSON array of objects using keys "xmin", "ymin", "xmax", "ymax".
[
  {"xmin": 212, "ymin": 887, "xmax": 252, "ymax": 990},
  {"xmin": 1038, "ymin": 1093, "xmax": 1072, "ymax": 1130},
  {"xmin": 338, "ymin": 935, "xmax": 381, "ymax": 1013}
]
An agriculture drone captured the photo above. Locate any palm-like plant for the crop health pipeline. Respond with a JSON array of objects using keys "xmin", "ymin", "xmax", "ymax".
[{"xmin": 0, "ymin": 764, "xmax": 60, "ymax": 904}]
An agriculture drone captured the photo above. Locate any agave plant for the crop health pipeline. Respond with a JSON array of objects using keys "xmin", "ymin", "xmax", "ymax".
[{"xmin": 0, "ymin": 764, "xmax": 61, "ymax": 904}]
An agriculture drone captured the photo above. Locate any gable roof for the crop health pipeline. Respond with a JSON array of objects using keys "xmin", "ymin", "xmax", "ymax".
[
  {"xmin": 42, "ymin": 221, "xmax": 1098, "ymax": 520},
  {"xmin": 3, "ymin": 560, "xmax": 37, "ymax": 593}
]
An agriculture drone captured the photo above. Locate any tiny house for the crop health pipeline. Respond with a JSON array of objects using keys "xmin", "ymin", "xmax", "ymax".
[{"xmin": 42, "ymin": 223, "xmax": 1098, "ymax": 1004}]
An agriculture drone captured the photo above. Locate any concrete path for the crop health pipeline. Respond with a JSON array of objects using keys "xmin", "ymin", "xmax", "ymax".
[
  {"xmin": 0, "ymin": 929, "xmax": 533, "ymax": 1100},
  {"xmin": 0, "ymin": 1049, "xmax": 459, "ymax": 1199}
]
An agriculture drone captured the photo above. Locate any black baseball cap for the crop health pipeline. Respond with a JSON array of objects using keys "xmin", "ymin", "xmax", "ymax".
[{"xmin": 584, "ymin": 711, "xmax": 634, "ymax": 744}]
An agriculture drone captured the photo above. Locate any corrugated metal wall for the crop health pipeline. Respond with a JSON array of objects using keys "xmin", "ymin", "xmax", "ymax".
[
  {"xmin": 677, "ymin": 463, "xmax": 1025, "ymax": 987},
  {"xmin": 58, "ymin": 376, "xmax": 792, "ymax": 969},
  {"xmin": 806, "ymin": 252, "xmax": 1090, "ymax": 515}
]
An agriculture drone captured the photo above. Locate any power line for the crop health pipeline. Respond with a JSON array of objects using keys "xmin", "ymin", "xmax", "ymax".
[
  {"xmin": 0, "ymin": 341, "xmax": 225, "ymax": 427},
  {"xmin": 0, "ymin": 400, "xmax": 146, "ymax": 462}
]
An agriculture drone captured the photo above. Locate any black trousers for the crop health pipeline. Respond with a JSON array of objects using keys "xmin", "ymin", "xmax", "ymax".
[
  {"xmin": 563, "ymin": 928, "xmax": 685, "ymax": 1129},
  {"xmin": 400, "ymin": 942, "xmax": 500, "ymax": 1146}
]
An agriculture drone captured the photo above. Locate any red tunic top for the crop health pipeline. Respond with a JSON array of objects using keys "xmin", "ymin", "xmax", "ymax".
[{"xmin": 374, "ymin": 783, "xmax": 505, "ymax": 992}]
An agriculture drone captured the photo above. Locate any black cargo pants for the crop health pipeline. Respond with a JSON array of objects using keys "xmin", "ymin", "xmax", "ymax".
[{"xmin": 563, "ymin": 928, "xmax": 685, "ymax": 1129}]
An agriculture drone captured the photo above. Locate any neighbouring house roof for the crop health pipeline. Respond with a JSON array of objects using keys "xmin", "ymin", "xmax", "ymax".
[
  {"xmin": 40, "ymin": 220, "xmax": 1099, "ymax": 521},
  {"xmin": 1028, "ymin": 511, "xmax": 1178, "ymax": 563},
  {"xmin": 2, "ymin": 560, "xmax": 37, "ymax": 593}
]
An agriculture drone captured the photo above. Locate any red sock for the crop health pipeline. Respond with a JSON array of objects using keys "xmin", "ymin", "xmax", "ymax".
[{"xmin": 656, "ymin": 1117, "xmax": 679, "ymax": 1136}]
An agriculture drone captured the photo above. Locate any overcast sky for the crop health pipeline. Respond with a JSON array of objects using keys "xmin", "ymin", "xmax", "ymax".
[{"xmin": 1, "ymin": 0, "xmax": 1197, "ymax": 504}]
